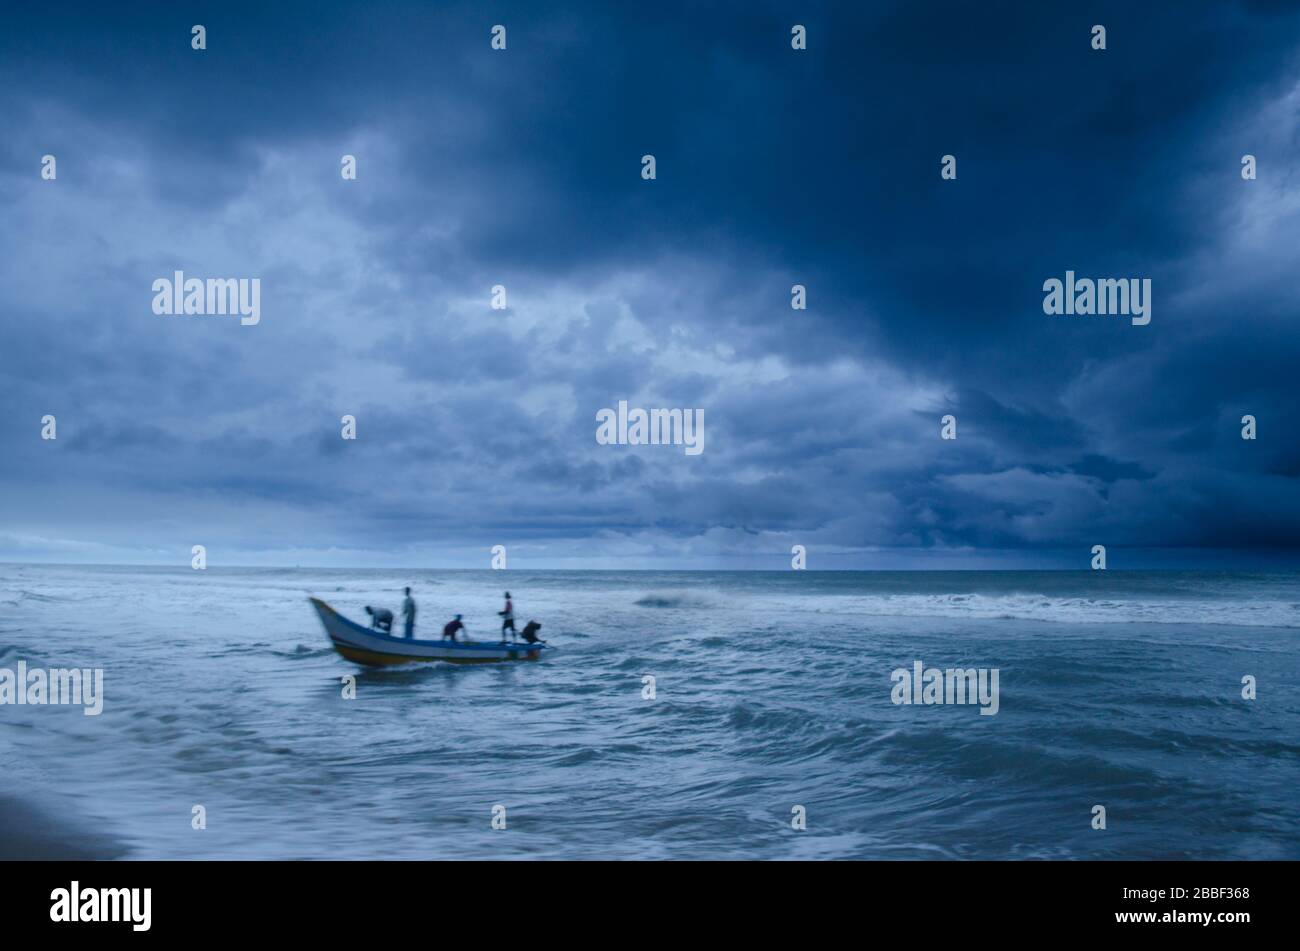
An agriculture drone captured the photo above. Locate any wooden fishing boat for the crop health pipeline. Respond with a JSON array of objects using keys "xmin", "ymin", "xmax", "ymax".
[{"xmin": 309, "ymin": 597, "xmax": 553, "ymax": 665}]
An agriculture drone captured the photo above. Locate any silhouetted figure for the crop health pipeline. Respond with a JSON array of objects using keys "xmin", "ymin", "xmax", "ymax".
[
  {"xmin": 443, "ymin": 614, "xmax": 465, "ymax": 642},
  {"xmin": 520, "ymin": 620, "xmax": 543, "ymax": 644},
  {"xmin": 402, "ymin": 587, "xmax": 416, "ymax": 639},
  {"xmin": 364, "ymin": 606, "xmax": 394, "ymax": 633},
  {"xmin": 498, "ymin": 592, "xmax": 516, "ymax": 643}
]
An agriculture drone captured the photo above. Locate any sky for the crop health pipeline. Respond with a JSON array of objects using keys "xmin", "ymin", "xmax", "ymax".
[{"xmin": 0, "ymin": 1, "xmax": 1298, "ymax": 569}]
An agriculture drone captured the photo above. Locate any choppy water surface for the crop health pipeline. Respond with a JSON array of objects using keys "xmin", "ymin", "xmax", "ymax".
[{"xmin": 1, "ymin": 566, "xmax": 1297, "ymax": 859}]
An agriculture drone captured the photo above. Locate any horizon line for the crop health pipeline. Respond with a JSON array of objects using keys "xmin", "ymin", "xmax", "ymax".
[{"xmin": 4, "ymin": 560, "xmax": 1299, "ymax": 573}]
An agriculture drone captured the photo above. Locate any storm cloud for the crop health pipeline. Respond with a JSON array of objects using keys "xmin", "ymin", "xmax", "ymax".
[{"xmin": 1, "ymin": 1, "xmax": 1297, "ymax": 567}]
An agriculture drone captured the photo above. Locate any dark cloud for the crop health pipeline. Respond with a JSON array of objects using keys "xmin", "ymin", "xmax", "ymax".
[{"xmin": 1, "ymin": 1, "xmax": 1298, "ymax": 565}]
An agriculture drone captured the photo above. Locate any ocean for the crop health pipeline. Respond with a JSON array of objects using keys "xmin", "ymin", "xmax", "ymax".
[{"xmin": 1, "ymin": 565, "xmax": 1298, "ymax": 860}]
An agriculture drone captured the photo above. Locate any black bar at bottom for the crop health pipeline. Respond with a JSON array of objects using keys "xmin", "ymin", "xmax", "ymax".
[{"xmin": 0, "ymin": 860, "xmax": 1284, "ymax": 938}]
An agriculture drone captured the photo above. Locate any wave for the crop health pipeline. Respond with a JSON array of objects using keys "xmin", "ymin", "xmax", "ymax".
[
  {"xmin": 633, "ymin": 592, "xmax": 715, "ymax": 609},
  {"xmin": 267, "ymin": 644, "xmax": 335, "ymax": 660},
  {"xmin": 1, "ymin": 590, "xmax": 64, "ymax": 605},
  {"xmin": 835, "ymin": 593, "xmax": 1300, "ymax": 628}
]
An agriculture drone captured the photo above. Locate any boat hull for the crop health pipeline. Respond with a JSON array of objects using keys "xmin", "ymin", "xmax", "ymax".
[{"xmin": 309, "ymin": 598, "xmax": 551, "ymax": 666}]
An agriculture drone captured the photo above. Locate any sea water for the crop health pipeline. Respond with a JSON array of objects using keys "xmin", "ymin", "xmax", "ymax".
[{"xmin": 1, "ymin": 565, "xmax": 1297, "ymax": 859}]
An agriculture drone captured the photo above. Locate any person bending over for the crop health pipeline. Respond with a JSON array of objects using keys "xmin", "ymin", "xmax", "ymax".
[{"xmin": 364, "ymin": 605, "xmax": 394, "ymax": 633}]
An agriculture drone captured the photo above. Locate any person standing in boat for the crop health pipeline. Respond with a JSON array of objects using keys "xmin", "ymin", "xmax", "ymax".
[
  {"xmin": 401, "ymin": 587, "xmax": 416, "ymax": 639},
  {"xmin": 498, "ymin": 592, "xmax": 516, "ymax": 643}
]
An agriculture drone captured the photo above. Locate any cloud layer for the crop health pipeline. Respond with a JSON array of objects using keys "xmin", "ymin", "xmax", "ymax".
[{"xmin": 1, "ymin": 2, "xmax": 1298, "ymax": 567}]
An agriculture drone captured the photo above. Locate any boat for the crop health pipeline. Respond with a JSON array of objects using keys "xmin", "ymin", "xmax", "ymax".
[{"xmin": 308, "ymin": 597, "xmax": 554, "ymax": 666}]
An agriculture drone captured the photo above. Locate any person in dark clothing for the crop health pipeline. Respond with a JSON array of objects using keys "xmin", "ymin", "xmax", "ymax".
[
  {"xmin": 519, "ymin": 620, "xmax": 543, "ymax": 644},
  {"xmin": 443, "ymin": 614, "xmax": 465, "ymax": 642},
  {"xmin": 364, "ymin": 605, "xmax": 394, "ymax": 633},
  {"xmin": 498, "ymin": 592, "xmax": 516, "ymax": 643}
]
